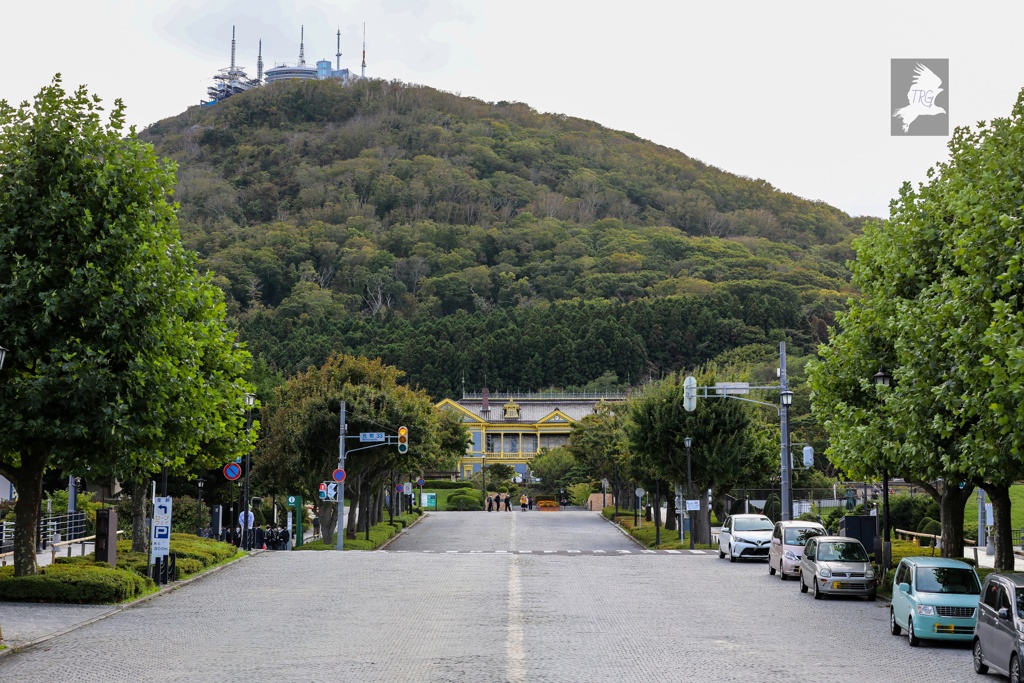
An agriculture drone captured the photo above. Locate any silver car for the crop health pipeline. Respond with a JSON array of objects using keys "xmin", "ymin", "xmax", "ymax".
[
  {"xmin": 799, "ymin": 535, "xmax": 876, "ymax": 600},
  {"xmin": 718, "ymin": 514, "xmax": 774, "ymax": 563},
  {"xmin": 973, "ymin": 572, "xmax": 1024, "ymax": 681},
  {"xmin": 768, "ymin": 520, "xmax": 826, "ymax": 580}
]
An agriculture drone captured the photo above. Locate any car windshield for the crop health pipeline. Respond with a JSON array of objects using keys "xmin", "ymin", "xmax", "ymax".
[
  {"xmin": 915, "ymin": 567, "xmax": 980, "ymax": 595},
  {"xmin": 784, "ymin": 527, "xmax": 824, "ymax": 546},
  {"xmin": 816, "ymin": 542, "xmax": 868, "ymax": 562},
  {"xmin": 734, "ymin": 518, "xmax": 773, "ymax": 532}
]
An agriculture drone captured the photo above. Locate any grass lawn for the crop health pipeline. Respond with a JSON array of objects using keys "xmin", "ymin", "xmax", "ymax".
[
  {"xmin": 963, "ymin": 483, "xmax": 1024, "ymax": 531},
  {"xmin": 419, "ymin": 488, "xmax": 480, "ymax": 510},
  {"xmin": 614, "ymin": 515, "xmax": 715, "ymax": 551}
]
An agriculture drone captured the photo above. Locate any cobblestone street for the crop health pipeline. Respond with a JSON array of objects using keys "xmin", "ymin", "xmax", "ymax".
[{"xmin": 0, "ymin": 511, "xmax": 974, "ymax": 682}]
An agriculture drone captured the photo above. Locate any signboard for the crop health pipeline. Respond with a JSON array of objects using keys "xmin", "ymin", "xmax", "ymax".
[
  {"xmin": 422, "ymin": 492, "xmax": 437, "ymax": 509},
  {"xmin": 359, "ymin": 432, "xmax": 386, "ymax": 442},
  {"xmin": 686, "ymin": 499, "xmax": 701, "ymax": 511},
  {"xmin": 151, "ymin": 496, "xmax": 172, "ymax": 560},
  {"xmin": 986, "ymin": 503, "xmax": 994, "ymax": 527},
  {"xmin": 332, "ymin": 468, "xmax": 346, "ymax": 483},
  {"xmin": 634, "ymin": 487, "xmax": 645, "ymax": 498},
  {"xmin": 287, "ymin": 495, "xmax": 300, "ymax": 507},
  {"xmin": 713, "ymin": 382, "xmax": 751, "ymax": 395},
  {"xmin": 223, "ymin": 462, "xmax": 241, "ymax": 481},
  {"xmin": 403, "ymin": 482, "xmax": 413, "ymax": 494}
]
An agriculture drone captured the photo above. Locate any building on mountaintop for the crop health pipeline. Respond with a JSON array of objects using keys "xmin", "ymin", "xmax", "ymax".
[
  {"xmin": 436, "ymin": 388, "xmax": 625, "ymax": 481},
  {"xmin": 202, "ymin": 23, "xmax": 367, "ymax": 107}
]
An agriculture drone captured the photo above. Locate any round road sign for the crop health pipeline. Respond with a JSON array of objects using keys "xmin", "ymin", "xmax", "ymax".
[
  {"xmin": 396, "ymin": 484, "xmax": 404, "ymax": 493},
  {"xmin": 417, "ymin": 478, "xmax": 425, "ymax": 487},
  {"xmin": 634, "ymin": 487, "xmax": 645, "ymax": 498},
  {"xmin": 333, "ymin": 468, "xmax": 346, "ymax": 483},
  {"xmin": 223, "ymin": 463, "xmax": 242, "ymax": 481}
]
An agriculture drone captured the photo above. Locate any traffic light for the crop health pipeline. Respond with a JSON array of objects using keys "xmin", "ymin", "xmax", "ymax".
[
  {"xmin": 683, "ymin": 376, "xmax": 697, "ymax": 412},
  {"xmin": 802, "ymin": 445, "xmax": 815, "ymax": 469},
  {"xmin": 397, "ymin": 426, "xmax": 409, "ymax": 454},
  {"xmin": 318, "ymin": 482, "xmax": 328, "ymax": 500}
]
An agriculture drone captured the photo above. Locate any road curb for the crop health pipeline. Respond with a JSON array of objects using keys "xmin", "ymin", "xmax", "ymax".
[
  {"xmin": 378, "ymin": 512, "xmax": 428, "ymax": 551},
  {"xmin": 0, "ymin": 549, "xmax": 259, "ymax": 659},
  {"xmin": 599, "ymin": 514, "xmax": 650, "ymax": 550}
]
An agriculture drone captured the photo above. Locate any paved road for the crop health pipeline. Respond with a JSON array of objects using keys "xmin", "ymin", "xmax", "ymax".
[{"xmin": 0, "ymin": 511, "xmax": 974, "ymax": 682}]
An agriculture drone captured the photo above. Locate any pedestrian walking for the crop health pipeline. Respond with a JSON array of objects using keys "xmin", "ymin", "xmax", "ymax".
[
  {"xmin": 528, "ymin": 496, "xmax": 533, "ymax": 511},
  {"xmin": 520, "ymin": 494, "xmax": 528, "ymax": 512},
  {"xmin": 504, "ymin": 494, "xmax": 512, "ymax": 511},
  {"xmin": 487, "ymin": 495, "xmax": 494, "ymax": 512}
]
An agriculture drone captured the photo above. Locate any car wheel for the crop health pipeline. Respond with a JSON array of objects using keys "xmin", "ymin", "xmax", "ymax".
[
  {"xmin": 1011, "ymin": 653, "xmax": 1022, "ymax": 683},
  {"xmin": 718, "ymin": 545, "xmax": 725, "ymax": 559},
  {"xmin": 780, "ymin": 561, "xmax": 787, "ymax": 581},
  {"xmin": 813, "ymin": 578, "xmax": 823, "ymax": 600},
  {"xmin": 907, "ymin": 617, "xmax": 920, "ymax": 647},
  {"xmin": 890, "ymin": 608, "xmax": 902, "ymax": 636},
  {"xmin": 799, "ymin": 574, "xmax": 808, "ymax": 593},
  {"xmin": 972, "ymin": 638, "xmax": 988, "ymax": 674},
  {"xmin": 729, "ymin": 545, "xmax": 736, "ymax": 563},
  {"xmin": 769, "ymin": 560, "xmax": 776, "ymax": 576}
]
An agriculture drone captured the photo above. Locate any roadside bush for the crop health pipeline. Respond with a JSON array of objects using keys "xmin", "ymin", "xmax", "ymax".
[
  {"xmin": 447, "ymin": 494, "xmax": 483, "ymax": 511},
  {"xmin": 0, "ymin": 564, "xmax": 152, "ymax": 603},
  {"xmin": 964, "ymin": 521, "xmax": 979, "ymax": 542},
  {"xmin": 916, "ymin": 517, "xmax": 936, "ymax": 533},
  {"xmin": 888, "ymin": 494, "xmax": 934, "ymax": 533},
  {"xmin": 537, "ymin": 500, "xmax": 559, "ymax": 508},
  {"xmin": 423, "ymin": 480, "xmax": 469, "ymax": 489},
  {"xmin": 920, "ymin": 519, "xmax": 942, "ymax": 538}
]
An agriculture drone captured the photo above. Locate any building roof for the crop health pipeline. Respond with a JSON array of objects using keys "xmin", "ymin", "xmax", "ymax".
[{"xmin": 444, "ymin": 394, "xmax": 625, "ymax": 425}]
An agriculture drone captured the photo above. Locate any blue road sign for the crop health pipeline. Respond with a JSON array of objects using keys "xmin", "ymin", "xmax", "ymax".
[
  {"xmin": 359, "ymin": 432, "xmax": 386, "ymax": 442},
  {"xmin": 155, "ymin": 525, "xmax": 170, "ymax": 539},
  {"xmin": 417, "ymin": 478, "xmax": 425, "ymax": 487},
  {"xmin": 224, "ymin": 463, "xmax": 242, "ymax": 481},
  {"xmin": 333, "ymin": 468, "xmax": 346, "ymax": 483}
]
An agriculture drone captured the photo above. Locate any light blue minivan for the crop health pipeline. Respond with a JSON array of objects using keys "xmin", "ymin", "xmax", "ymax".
[{"xmin": 889, "ymin": 556, "xmax": 981, "ymax": 646}]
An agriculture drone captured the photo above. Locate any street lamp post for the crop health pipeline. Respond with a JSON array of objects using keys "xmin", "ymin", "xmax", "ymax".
[
  {"xmin": 873, "ymin": 365, "xmax": 892, "ymax": 570},
  {"xmin": 0, "ymin": 346, "xmax": 8, "ymax": 369},
  {"xmin": 685, "ymin": 436, "xmax": 694, "ymax": 549},
  {"xmin": 481, "ymin": 455, "xmax": 486, "ymax": 507},
  {"xmin": 196, "ymin": 478, "xmax": 205, "ymax": 537},
  {"xmin": 243, "ymin": 392, "xmax": 255, "ymax": 550}
]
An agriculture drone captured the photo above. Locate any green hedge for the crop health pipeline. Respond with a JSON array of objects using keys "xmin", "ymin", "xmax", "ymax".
[
  {"xmin": 423, "ymin": 480, "xmax": 470, "ymax": 489},
  {"xmin": 0, "ymin": 564, "xmax": 153, "ymax": 603},
  {"xmin": 447, "ymin": 494, "xmax": 483, "ymax": 511}
]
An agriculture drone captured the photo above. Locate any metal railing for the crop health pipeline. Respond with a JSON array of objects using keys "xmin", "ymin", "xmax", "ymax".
[{"xmin": 0, "ymin": 511, "xmax": 90, "ymax": 558}]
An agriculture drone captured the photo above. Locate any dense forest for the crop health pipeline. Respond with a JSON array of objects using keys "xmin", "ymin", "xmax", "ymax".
[{"xmin": 140, "ymin": 78, "xmax": 869, "ymax": 397}]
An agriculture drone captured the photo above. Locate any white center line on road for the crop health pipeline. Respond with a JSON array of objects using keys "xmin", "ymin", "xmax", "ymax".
[{"xmin": 506, "ymin": 558, "xmax": 526, "ymax": 683}]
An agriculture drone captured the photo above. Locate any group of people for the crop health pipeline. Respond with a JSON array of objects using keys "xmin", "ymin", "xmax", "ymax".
[
  {"xmin": 487, "ymin": 493, "xmax": 535, "ymax": 512},
  {"xmin": 227, "ymin": 524, "xmax": 292, "ymax": 550}
]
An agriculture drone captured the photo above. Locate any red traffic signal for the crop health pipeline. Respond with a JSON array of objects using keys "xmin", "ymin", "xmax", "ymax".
[
  {"xmin": 318, "ymin": 482, "xmax": 328, "ymax": 500},
  {"xmin": 397, "ymin": 426, "xmax": 409, "ymax": 454}
]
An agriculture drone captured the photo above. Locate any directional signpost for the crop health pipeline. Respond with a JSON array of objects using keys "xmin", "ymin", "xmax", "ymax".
[
  {"xmin": 150, "ymin": 496, "xmax": 173, "ymax": 572},
  {"xmin": 359, "ymin": 432, "xmax": 386, "ymax": 442}
]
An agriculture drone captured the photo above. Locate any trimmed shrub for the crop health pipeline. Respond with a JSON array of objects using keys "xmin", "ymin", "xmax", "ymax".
[
  {"xmin": 888, "ymin": 494, "xmax": 934, "ymax": 533},
  {"xmin": 0, "ymin": 564, "xmax": 152, "ymax": 603},
  {"xmin": 917, "ymin": 517, "xmax": 936, "ymax": 533},
  {"xmin": 423, "ymin": 480, "xmax": 470, "ymax": 489},
  {"xmin": 447, "ymin": 494, "xmax": 483, "ymax": 511},
  {"xmin": 920, "ymin": 519, "xmax": 942, "ymax": 538}
]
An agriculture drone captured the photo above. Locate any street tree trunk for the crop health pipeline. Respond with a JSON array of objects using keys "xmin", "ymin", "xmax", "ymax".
[
  {"xmin": 987, "ymin": 483, "xmax": 1014, "ymax": 571},
  {"xmin": 10, "ymin": 458, "xmax": 46, "ymax": 577},
  {"xmin": 918, "ymin": 480, "xmax": 973, "ymax": 560},
  {"xmin": 131, "ymin": 480, "xmax": 149, "ymax": 553},
  {"xmin": 694, "ymin": 492, "xmax": 711, "ymax": 545},
  {"xmin": 666, "ymin": 492, "xmax": 677, "ymax": 532},
  {"xmin": 316, "ymin": 500, "xmax": 337, "ymax": 546}
]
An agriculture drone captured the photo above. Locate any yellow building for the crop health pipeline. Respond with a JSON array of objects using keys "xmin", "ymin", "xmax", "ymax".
[{"xmin": 436, "ymin": 389, "xmax": 625, "ymax": 480}]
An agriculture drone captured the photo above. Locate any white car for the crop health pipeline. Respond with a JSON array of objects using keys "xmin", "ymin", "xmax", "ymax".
[{"xmin": 718, "ymin": 514, "xmax": 774, "ymax": 563}]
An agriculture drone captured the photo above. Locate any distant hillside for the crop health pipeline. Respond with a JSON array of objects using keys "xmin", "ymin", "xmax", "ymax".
[{"xmin": 141, "ymin": 78, "xmax": 865, "ymax": 396}]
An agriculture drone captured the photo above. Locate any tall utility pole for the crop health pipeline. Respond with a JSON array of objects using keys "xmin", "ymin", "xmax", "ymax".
[
  {"xmin": 779, "ymin": 342, "xmax": 793, "ymax": 521},
  {"xmin": 243, "ymin": 393, "xmax": 255, "ymax": 550},
  {"xmin": 336, "ymin": 401, "xmax": 347, "ymax": 551}
]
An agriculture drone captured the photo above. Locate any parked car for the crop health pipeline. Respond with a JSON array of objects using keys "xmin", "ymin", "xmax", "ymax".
[
  {"xmin": 889, "ymin": 557, "xmax": 980, "ymax": 647},
  {"xmin": 768, "ymin": 520, "xmax": 826, "ymax": 580},
  {"xmin": 799, "ymin": 535, "xmax": 876, "ymax": 600},
  {"xmin": 718, "ymin": 514, "xmax": 774, "ymax": 563},
  {"xmin": 972, "ymin": 572, "xmax": 1024, "ymax": 678}
]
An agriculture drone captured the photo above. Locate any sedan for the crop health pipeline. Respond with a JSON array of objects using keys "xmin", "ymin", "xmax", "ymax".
[
  {"xmin": 718, "ymin": 514, "xmax": 774, "ymax": 563},
  {"xmin": 889, "ymin": 557, "xmax": 980, "ymax": 647},
  {"xmin": 799, "ymin": 535, "xmax": 876, "ymax": 600}
]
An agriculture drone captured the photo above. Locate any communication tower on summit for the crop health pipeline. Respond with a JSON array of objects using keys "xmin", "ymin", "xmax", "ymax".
[{"xmin": 205, "ymin": 26, "xmax": 259, "ymax": 105}]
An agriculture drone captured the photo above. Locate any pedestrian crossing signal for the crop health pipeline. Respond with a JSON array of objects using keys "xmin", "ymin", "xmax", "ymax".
[
  {"xmin": 318, "ymin": 482, "xmax": 328, "ymax": 500},
  {"xmin": 398, "ymin": 426, "xmax": 409, "ymax": 454}
]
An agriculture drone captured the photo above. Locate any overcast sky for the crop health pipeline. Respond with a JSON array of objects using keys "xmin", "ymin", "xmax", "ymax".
[{"xmin": 3, "ymin": 1, "xmax": 1023, "ymax": 218}]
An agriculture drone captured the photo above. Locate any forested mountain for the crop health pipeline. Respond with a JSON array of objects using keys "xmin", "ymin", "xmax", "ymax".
[{"xmin": 141, "ymin": 78, "xmax": 869, "ymax": 397}]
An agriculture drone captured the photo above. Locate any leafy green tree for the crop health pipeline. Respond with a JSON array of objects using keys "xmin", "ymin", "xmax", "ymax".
[
  {"xmin": 254, "ymin": 353, "xmax": 463, "ymax": 544},
  {"xmin": 0, "ymin": 78, "xmax": 254, "ymax": 576},
  {"xmin": 626, "ymin": 365, "xmax": 774, "ymax": 544},
  {"xmin": 567, "ymin": 403, "xmax": 630, "ymax": 511},
  {"xmin": 528, "ymin": 447, "xmax": 577, "ymax": 491}
]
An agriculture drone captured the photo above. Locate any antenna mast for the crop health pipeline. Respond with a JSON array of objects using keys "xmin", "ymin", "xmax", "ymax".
[
  {"xmin": 299, "ymin": 25, "xmax": 305, "ymax": 66},
  {"xmin": 336, "ymin": 28, "xmax": 342, "ymax": 72},
  {"xmin": 230, "ymin": 25, "xmax": 236, "ymax": 71},
  {"xmin": 256, "ymin": 39, "xmax": 263, "ymax": 83},
  {"xmin": 361, "ymin": 23, "xmax": 366, "ymax": 78}
]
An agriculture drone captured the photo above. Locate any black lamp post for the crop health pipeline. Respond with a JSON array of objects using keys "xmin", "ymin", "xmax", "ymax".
[
  {"xmin": 685, "ymin": 436, "xmax": 694, "ymax": 549},
  {"xmin": 196, "ymin": 478, "xmax": 205, "ymax": 536},
  {"xmin": 780, "ymin": 388, "xmax": 794, "ymax": 521},
  {"xmin": 873, "ymin": 365, "xmax": 892, "ymax": 570},
  {"xmin": 0, "ymin": 346, "xmax": 8, "ymax": 369},
  {"xmin": 243, "ymin": 392, "xmax": 255, "ymax": 550}
]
